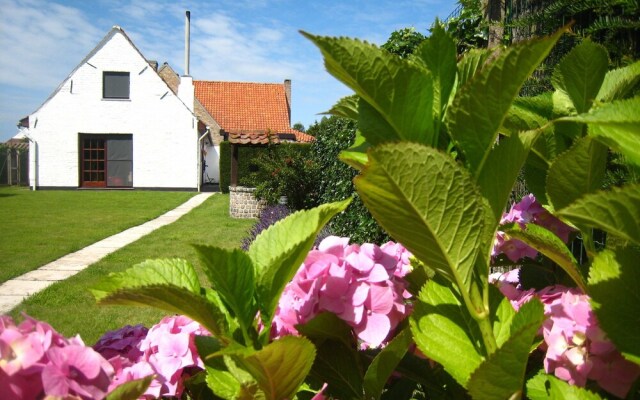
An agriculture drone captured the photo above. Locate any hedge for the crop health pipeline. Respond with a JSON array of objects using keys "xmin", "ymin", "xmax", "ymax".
[{"xmin": 219, "ymin": 141, "xmax": 312, "ymax": 193}]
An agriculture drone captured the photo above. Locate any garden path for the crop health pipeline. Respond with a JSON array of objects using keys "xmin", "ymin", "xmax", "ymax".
[{"xmin": 0, "ymin": 192, "xmax": 215, "ymax": 314}]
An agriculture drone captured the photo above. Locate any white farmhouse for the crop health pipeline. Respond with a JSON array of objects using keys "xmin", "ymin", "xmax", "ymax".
[
  {"xmin": 19, "ymin": 14, "xmax": 312, "ymax": 192},
  {"xmin": 20, "ymin": 25, "xmax": 215, "ymax": 191}
]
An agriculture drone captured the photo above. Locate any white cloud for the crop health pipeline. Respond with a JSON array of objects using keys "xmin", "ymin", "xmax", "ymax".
[
  {"xmin": 186, "ymin": 10, "xmax": 306, "ymax": 82},
  {"xmin": 0, "ymin": 0, "xmax": 102, "ymax": 90}
]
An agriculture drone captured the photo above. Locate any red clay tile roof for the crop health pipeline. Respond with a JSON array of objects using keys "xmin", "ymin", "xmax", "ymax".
[
  {"xmin": 227, "ymin": 130, "xmax": 280, "ymax": 145},
  {"xmin": 194, "ymin": 80, "xmax": 314, "ymax": 143}
]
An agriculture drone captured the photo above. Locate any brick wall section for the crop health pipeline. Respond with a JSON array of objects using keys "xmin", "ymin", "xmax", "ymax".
[
  {"xmin": 27, "ymin": 29, "xmax": 199, "ymax": 189},
  {"xmin": 229, "ymin": 186, "xmax": 265, "ymax": 218}
]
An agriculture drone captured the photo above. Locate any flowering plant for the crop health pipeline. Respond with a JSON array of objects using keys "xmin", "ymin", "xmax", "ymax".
[
  {"xmin": 0, "ymin": 315, "xmax": 114, "ymax": 399},
  {"xmin": 4, "ymin": 22, "xmax": 639, "ymax": 400}
]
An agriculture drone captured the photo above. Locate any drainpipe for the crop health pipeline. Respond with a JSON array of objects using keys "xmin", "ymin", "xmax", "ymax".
[{"xmin": 197, "ymin": 128, "xmax": 210, "ymax": 192}]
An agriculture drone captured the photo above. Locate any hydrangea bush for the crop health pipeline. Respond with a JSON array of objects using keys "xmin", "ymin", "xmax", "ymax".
[
  {"xmin": 2, "ymin": 23, "xmax": 640, "ymax": 399},
  {"xmin": 272, "ymin": 236, "xmax": 412, "ymax": 348}
]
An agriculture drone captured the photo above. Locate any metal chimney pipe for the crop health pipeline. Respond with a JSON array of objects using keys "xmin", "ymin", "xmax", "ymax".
[{"xmin": 184, "ymin": 10, "xmax": 191, "ymax": 76}]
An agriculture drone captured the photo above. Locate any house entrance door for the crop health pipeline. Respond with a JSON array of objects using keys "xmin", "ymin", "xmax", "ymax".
[
  {"xmin": 80, "ymin": 136, "xmax": 106, "ymax": 187},
  {"xmin": 79, "ymin": 134, "xmax": 133, "ymax": 188}
]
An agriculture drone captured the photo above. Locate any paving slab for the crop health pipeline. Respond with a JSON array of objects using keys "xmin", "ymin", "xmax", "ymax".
[
  {"xmin": 0, "ymin": 193, "xmax": 215, "ymax": 314},
  {"xmin": 0, "ymin": 280, "xmax": 56, "ymax": 296},
  {"xmin": 18, "ymin": 269, "xmax": 78, "ymax": 281},
  {"xmin": 0, "ymin": 296, "xmax": 26, "ymax": 312},
  {"xmin": 40, "ymin": 262, "xmax": 88, "ymax": 272}
]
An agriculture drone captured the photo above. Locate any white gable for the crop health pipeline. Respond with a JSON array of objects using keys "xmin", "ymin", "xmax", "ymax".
[{"xmin": 26, "ymin": 28, "xmax": 201, "ymax": 190}]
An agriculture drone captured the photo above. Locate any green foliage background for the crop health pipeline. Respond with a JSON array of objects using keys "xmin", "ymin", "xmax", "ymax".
[
  {"xmin": 242, "ymin": 142, "xmax": 316, "ymax": 210},
  {"xmin": 307, "ymin": 116, "xmax": 390, "ymax": 244},
  {"xmin": 219, "ymin": 142, "xmax": 264, "ymax": 193}
]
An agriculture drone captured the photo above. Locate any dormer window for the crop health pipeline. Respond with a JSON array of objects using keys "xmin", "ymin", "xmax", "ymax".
[{"xmin": 103, "ymin": 71, "xmax": 130, "ymax": 99}]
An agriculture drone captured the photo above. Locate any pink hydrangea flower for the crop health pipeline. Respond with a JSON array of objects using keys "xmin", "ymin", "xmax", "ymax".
[
  {"xmin": 272, "ymin": 236, "xmax": 412, "ymax": 349},
  {"xmin": 138, "ymin": 315, "xmax": 210, "ymax": 398},
  {"xmin": 42, "ymin": 344, "xmax": 114, "ymax": 399},
  {"xmin": 491, "ymin": 272, "xmax": 640, "ymax": 397},
  {"xmin": 1, "ymin": 314, "xmax": 114, "ymax": 399},
  {"xmin": 493, "ymin": 194, "xmax": 575, "ymax": 262}
]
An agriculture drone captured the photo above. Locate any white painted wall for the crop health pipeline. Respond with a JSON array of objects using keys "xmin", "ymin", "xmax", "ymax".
[
  {"xmin": 27, "ymin": 30, "xmax": 199, "ymax": 189},
  {"xmin": 203, "ymin": 144, "xmax": 220, "ymax": 183}
]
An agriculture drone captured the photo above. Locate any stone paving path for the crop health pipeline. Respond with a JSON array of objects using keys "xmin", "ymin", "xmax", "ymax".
[{"xmin": 0, "ymin": 192, "xmax": 215, "ymax": 314}]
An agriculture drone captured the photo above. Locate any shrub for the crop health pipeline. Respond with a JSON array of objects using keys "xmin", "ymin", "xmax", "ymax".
[
  {"xmin": 242, "ymin": 142, "xmax": 317, "ymax": 210},
  {"xmin": 307, "ymin": 116, "xmax": 390, "ymax": 244},
  {"xmin": 218, "ymin": 141, "xmax": 266, "ymax": 193}
]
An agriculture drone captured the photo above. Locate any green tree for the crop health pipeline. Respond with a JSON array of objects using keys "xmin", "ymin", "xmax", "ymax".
[
  {"xmin": 442, "ymin": 0, "xmax": 488, "ymax": 54},
  {"xmin": 292, "ymin": 122, "xmax": 306, "ymax": 132},
  {"xmin": 381, "ymin": 27, "xmax": 427, "ymax": 58}
]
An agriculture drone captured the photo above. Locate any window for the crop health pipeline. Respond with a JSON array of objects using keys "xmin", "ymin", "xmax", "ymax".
[
  {"xmin": 103, "ymin": 71, "xmax": 130, "ymax": 99},
  {"xmin": 80, "ymin": 134, "xmax": 133, "ymax": 188}
]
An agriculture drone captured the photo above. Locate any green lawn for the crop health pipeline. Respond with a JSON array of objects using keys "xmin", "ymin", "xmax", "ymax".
[
  {"xmin": 0, "ymin": 186, "xmax": 195, "ymax": 283},
  {"xmin": 9, "ymin": 193, "xmax": 254, "ymax": 344}
]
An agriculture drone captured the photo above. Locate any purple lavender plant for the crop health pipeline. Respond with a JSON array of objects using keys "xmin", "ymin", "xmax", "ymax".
[
  {"xmin": 241, "ymin": 204, "xmax": 334, "ymax": 250},
  {"xmin": 241, "ymin": 205, "xmax": 291, "ymax": 250}
]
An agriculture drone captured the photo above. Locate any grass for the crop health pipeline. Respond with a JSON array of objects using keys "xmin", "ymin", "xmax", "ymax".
[
  {"xmin": 0, "ymin": 186, "xmax": 195, "ymax": 283},
  {"xmin": 9, "ymin": 193, "xmax": 254, "ymax": 344}
]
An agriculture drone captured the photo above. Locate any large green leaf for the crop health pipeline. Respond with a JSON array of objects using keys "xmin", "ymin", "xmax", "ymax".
[
  {"xmin": 415, "ymin": 23, "xmax": 457, "ymax": 143},
  {"xmin": 235, "ymin": 336, "xmax": 315, "ymax": 400},
  {"xmin": 363, "ymin": 328, "xmax": 413, "ymax": 400},
  {"xmin": 106, "ymin": 375, "xmax": 154, "ymax": 400},
  {"xmin": 91, "ymin": 259, "xmax": 227, "ymax": 337},
  {"xmin": 297, "ymin": 312, "xmax": 354, "ymax": 348},
  {"xmin": 492, "ymin": 295, "xmax": 517, "ymax": 348},
  {"xmin": 457, "ymin": 47, "xmax": 494, "ymax": 88},
  {"xmin": 298, "ymin": 313, "xmax": 363, "ymax": 400},
  {"xmin": 501, "ymin": 94, "xmax": 553, "ymax": 135},
  {"xmin": 194, "ymin": 246, "xmax": 257, "ymax": 336},
  {"xmin": 502, "ymin": 223, "xmax": 586, "ymax": 292},
  {"xmin": 339, "ymin": 130, "xmax": 370, "ymax": 171},
  {"xmin": 355, "ymin": 143, "xmax": 484, "ymax": 295},
  {"xmin": 95, "ymin": 286, "xmax": 226, "ymax": 339},
  {"xmin": 477, "ymin": 130, "xmax": 540, "ymax": 226},
  {"xmin": 551, "ymin": 40, "xmax": 609, "ymax": 114},
  {"xmin": 248, "ymin": 199, "xmax": 350, "ymax": 324},
  {"xmin": 446, "ymin": 27, "xmax": 565, "ymax": 175},
  {"xmin": 468, "ymin": 300, "xmax": 545, "ymax": 400},
  {"xmin": 557, "ymin": 184, "xmax": 640, "ymax": 246},
  {"xmin": 92, "ymin": 258, "xmax": 201, "ymax": 299},
  {"xmin": 547, "ymin": 137, "xmax": 608, "ymax": 210},
  {"xmin": 597, "ymin": 60, "xmax": 640, "ymax": 102},
  {"xmin": 301, "ymin": 32, "xmax": 435, "ymax": 145},
  {"xmin": 588, "ymin": 248, "xmax": 640, "ymax": 365},
  {"xmin": 410, "ymin": 279, "xmax": 484, "ymax": 387},
  {"xmin": 324, "ymin": 94, "xmax": 359, "ymax": 120},
  {"xmin": 308, "ymin": 340, "xmax": 364, "ymax": 400},
  {"xmin": 561, "ymin": 97, "xmax": 640, "ymax": 166},
  {"xmin": 205, "ymin": 366, "xmax": 242, "ymax": 400},
  {"xmin": 527, "ymin": 371, "xmax": 604, "ymax": 399}
]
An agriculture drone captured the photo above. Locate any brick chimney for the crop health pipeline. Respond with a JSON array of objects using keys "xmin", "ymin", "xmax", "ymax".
[{"xmin": 284, "ymin": 79, "xmax": 291, "ymax": 124}]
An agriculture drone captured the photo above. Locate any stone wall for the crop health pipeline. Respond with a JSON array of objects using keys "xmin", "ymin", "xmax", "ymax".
[{"xmin": 229, "ymin": 186, "xmax": 266, "ymax": 218}]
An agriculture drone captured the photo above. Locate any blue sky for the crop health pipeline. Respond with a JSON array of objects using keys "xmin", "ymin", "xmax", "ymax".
[{"xmin": 0, "ymin": 0, "xmax": 457, "ymax": 142}]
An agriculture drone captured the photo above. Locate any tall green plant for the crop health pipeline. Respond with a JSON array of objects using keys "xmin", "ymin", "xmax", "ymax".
[
  {"xmin": 304, "ymin": 25, "xmax": 640, "ymax": 398},
  {"xmin": 90, "ymin": 25, "xmax": 640, "ymax": 399}
]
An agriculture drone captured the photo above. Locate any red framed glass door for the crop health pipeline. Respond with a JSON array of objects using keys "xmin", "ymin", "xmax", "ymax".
[{"xmin": 80, "ymin": 136, "xmax": 106, "ymax": 187}]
